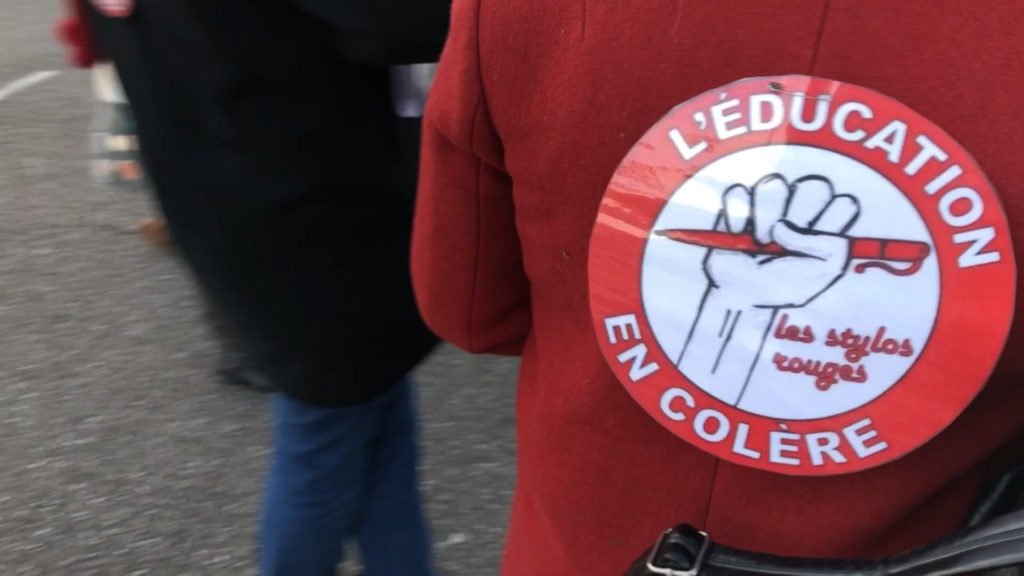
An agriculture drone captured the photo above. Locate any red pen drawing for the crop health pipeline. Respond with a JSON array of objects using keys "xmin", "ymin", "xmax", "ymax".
[{"xmin": 656, "ymin": 230, "xmax": 932, "ymax": 276}]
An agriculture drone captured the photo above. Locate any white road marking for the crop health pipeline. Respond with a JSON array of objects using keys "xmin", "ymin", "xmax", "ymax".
[
  {"xmin": 436, "ymin": 533, "xmax": 469, "ymax": 549},
  {"xmin": 0, "ymin": 71, "xmax": 61, "ymax": 102}
]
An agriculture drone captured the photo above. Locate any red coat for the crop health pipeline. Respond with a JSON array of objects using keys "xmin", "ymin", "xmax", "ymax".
[{"xmin": 413, "ymin": 1, "xmax": 1024, "ymax": 574}]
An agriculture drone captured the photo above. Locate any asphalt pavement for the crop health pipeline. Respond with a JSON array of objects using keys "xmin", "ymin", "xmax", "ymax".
[{"xmin": 0, "ymin": 2, "xmax": 518, "ymax": 574}]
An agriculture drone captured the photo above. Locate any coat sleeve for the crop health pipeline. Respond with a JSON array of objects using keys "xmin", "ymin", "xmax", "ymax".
[
  {"xmin": 410, "ymin": 0, "xmax": 531, "ymax": 356},
  {"xmin": 292, "ymin": 0, "xmax": 451, "ymax": 66}
]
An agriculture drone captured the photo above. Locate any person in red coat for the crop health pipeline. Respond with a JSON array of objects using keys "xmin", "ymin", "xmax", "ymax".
[{"xmin": 412, "ymin": 1, "xmax": 1024, "ymax": 574}]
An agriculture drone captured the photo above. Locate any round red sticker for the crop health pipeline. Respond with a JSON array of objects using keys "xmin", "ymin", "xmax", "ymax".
[
  {"xmin": 91, "ymin": 0, "xmax": 135, "ymax": 18},
  {"xmin": 588, "ymin": 75, "xmax": 1016, "ymax": 476}
]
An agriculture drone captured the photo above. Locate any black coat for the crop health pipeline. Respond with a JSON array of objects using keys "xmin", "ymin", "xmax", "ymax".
[{"xmin": 84, "ymin": 0, "xmax": 449, "ymax": 406}]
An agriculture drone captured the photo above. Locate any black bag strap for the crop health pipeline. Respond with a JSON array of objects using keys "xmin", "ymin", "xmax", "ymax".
[{"xmin": 629, "ymin": 467, "xmax": 1024, "ymax": 576}]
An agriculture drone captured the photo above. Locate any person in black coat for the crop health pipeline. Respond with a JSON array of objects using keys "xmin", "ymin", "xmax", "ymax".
[{"xmin": 62, "ymin": 0, "xmax": 449, "ymax": 573}]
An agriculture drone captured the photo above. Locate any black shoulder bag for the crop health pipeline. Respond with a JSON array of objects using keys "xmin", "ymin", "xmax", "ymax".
[{"xmin": 627, "ymin": 465, "xmax": 1024, "ymax": 576}]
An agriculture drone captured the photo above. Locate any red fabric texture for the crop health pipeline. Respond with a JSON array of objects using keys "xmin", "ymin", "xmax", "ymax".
[
  {"xmin": 52, "ymin": 0, "xmax": 97, "ymax": 68},
  {"xmin": 413, "ymin": 1, "xmax": 1024, "ymax": 575}
]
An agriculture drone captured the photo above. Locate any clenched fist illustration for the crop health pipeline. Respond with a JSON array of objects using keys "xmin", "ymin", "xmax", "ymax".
[
  {"xmin": 676, "ymin": 173, "xmax": 862, "ymax": 405},
  {"xmin": 706, "ymin": 174, "xmax": 860, "ymax": 309}
]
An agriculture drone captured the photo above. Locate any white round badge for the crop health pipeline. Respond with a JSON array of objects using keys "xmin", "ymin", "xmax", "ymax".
[{"xmin": 589, "ymin": 75, "xmax": 1015, "ymax": 475}]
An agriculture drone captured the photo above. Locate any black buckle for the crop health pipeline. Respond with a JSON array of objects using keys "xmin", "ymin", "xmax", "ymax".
[{"xmin": 645, "ymin": 525, "xmax": 711, "ymax": 576}]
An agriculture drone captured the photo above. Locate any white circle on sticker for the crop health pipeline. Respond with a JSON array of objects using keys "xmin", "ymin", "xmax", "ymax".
[{"xmin": 642, "ymin": 145, "xmax": 939, "ymax": 420}]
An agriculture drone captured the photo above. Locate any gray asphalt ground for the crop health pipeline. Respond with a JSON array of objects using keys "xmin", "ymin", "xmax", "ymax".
[{"xmin": 0, "ymin": 2, "xmax": 518, "ymax": 574}]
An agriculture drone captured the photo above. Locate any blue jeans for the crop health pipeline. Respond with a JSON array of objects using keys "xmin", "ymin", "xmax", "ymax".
[{"xmin": 260, "ymin": 378, "xmax": 435, "ymax": 576}]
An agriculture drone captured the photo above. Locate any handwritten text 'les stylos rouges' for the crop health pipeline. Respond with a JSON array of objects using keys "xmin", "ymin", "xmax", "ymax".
[{"xmin": 772, "ymin": 314, "xmax": 914, "ymax": 391}]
